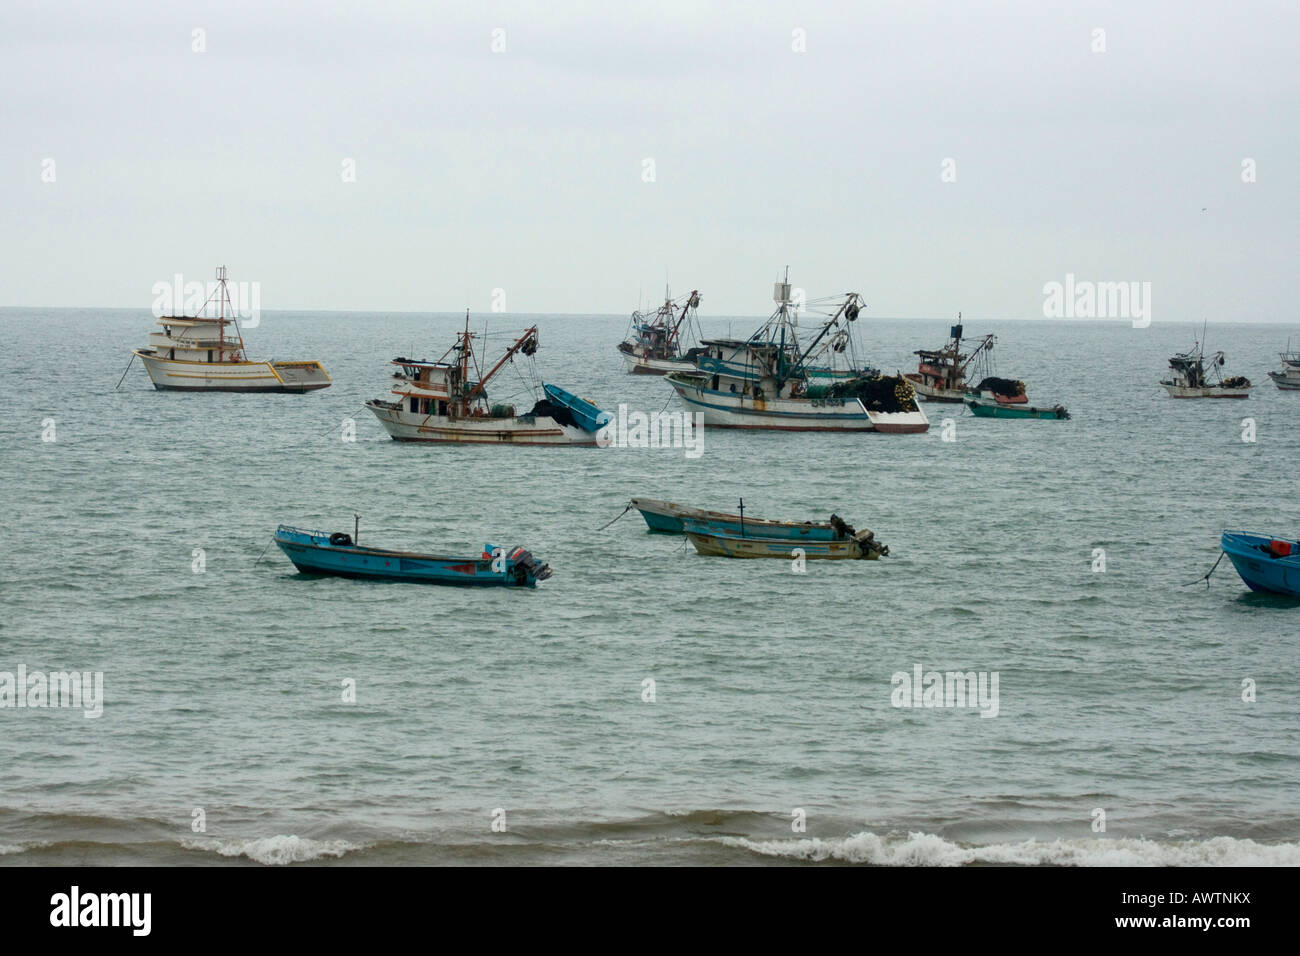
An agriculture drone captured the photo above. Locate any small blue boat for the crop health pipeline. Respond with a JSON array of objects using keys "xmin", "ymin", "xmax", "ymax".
[
  {"xmin": 1221, "ymin": 531, "xmax": 1300, "ymax": 598},
  {"xmin": 542, "ymin": 383, "xmax": 612, "ymax": 435},
  {"xmin": 273, "ymin": 525, "xmax": 551, "ymax": 588}
]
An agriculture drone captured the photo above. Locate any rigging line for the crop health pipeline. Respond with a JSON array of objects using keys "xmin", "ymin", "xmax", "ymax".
[
  {"xmin": 596, "ymin": 503, "xmax": 633, "ymax": 531},
  {"xmin": 252, "ymin": 536, "xmax": 275, "ymax": 568},
  {"xmin": 317, "ymin": 404, "xmax": 369, "ymax": 440},
  {"xmin": 114, "ymin": 352, "xmax": 138, "ymax": 388},
  {"xmin": 1183, "ymin": 550, "xmax": 1226, "ymax": 588}
]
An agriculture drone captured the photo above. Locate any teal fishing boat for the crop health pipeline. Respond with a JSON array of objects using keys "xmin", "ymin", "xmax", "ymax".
[
  {"xmin": 684, "ymin": 527, "xmax": 887, "ymax": 560},
  {"xmin": 1220, "ymin": 531, "xmax": 1300, "ymax": 598},
  {"xmin": 273, "ymin": 525, "xmax": 551, "ymax": 588},
  {"xmin": 965, "ymin": 394, "xmax": 1070, "ymax": 420}
]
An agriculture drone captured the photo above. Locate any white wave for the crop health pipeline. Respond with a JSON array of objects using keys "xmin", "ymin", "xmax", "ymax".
[
  {"xmin": 0, "ymin": 844, "xmax": 25, "ymax": 855},
  {"xmin": 724, "ymin": 831, "xmax": 1300, "ymax": 867},
  {"xmin": 181, "ymin": 834, "xmax": 366, "ymax": 866}
]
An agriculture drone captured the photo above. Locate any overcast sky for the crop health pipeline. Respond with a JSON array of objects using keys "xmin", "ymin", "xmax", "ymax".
[{"xmin": 3, "ymin": 0, "xmax": 1296, "ymax": 320}]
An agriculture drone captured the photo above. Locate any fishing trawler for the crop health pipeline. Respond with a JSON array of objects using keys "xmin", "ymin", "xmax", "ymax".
[
  {"xmin": 663, "ymin": 272, "xmax": 928, "ymax": 433},
  {"xmin": 366, "ymin": 315, "xmax": 611, "ymax": 445},
  {"xmin": 617, "ymin": 287, "xmax": 705, "ymax": 374},
  {"xmin": 1160, "ymin": 330, "xmax": 1252, "ymax": 398},
  {"xmin": 903, "ymin": 318, "xmax": 996, "ymax": 402},
  {"xmin": 129, "ymin": 266, "xmax": 331, "ymax": 392},
  {"xmin": 1268, "ymin": 341, "xmax": 1300, "ymax": 390}
]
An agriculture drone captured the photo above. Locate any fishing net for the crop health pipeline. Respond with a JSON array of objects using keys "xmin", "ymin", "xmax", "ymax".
[
  {"xmin": 825, "ymin": 373, "xmax": 919, "ymax": 413},
  {"xmin": 973, "ymin": 376, "xmax": 1025, "ymax": 396},
  {"xmin": 526, "ymin": 399, "xmax": 578, "ymax": 428}
]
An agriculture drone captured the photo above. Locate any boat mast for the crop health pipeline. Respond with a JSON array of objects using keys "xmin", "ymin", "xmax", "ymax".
[{"xmin": 463, "ymin": 325, "xmax": 540, "ymax": 404}]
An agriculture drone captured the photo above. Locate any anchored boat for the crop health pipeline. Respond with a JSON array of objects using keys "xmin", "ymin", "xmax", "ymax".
[
  {"xmin": 664, "ymin": 271, "xmax": 928, "ymax": 433},
  {"xmin": 965, "ymin": 394, "xmax": 1070, "ymax": 419},
  {"xmin": 366, "ymin": 315, "xmax": 611, "ymax": 445},
  {"xmin": 683, "ymin": 522, "xmax": 888, "ymax": 560},
  {"xmin": 274, "ymin": 524, "xmax": 551, "ymax": 587},
  {"xmin": 904, "ymin": 318, "xmax": 996, "ymax": 402},
  {"xmin": 631, "ymin": 497, "xmax": 848, "ymax": 540},
  {"xmin": 131, "ymin": 266, "xmax": 330, "ymax": 392},
  {"xmin": 1161, "ymin": 330, "xmax": 1252, "ymax": 398},
  {"xmin": 617, "ymin": 287, "xmax": 705, "ymax": 375},
  {"xmin": 1220, "ymin": 531, "xmax": 1300, "ymax": 598},
  {"xmin": 1267, "ymin": 341, "xmax": 1300, "ymax": 390}
]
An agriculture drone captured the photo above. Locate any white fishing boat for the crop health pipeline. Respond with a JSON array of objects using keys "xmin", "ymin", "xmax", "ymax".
[
  {"xmin": 617, "ymin": 287, "xmax": 705, "ymax": 375},
  {"xmin": 1267, "ymin": 341, "xmax": 1300, "ymax": 390},
  {"xmin": 903, "ymin": 317, "xmax": 996, "ymax": 402},
  {"xmin": 130, "ymin": 266, "xmax": 331, "ymax": 393},
  {"xmin": 1160, "ymin": 329, "xmax": 1252, "ymax": 398},
  {"xmin": 664, "ymin": 271, "xmax": 929, "ymax": 434},
  {"xmin": 366, "ymin": 315, "xmax": 610, "ymax": 445}
]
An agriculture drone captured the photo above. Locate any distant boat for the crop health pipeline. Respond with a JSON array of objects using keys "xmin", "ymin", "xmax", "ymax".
[
  {"xmin": 1267, "ymin": 340, "xmax": 1300, "ymax": 390},
  {"xmin": 664, "ymin": 270, "xmax": 929, "ymax": 433},
  {"xmin": 630, "ymin": 497, "xmax": 849, "ymax": 540},
  {"xmin": 1220, "ymin": 531, "xmax": 1300, "ymax": 598},
  {"xmin": 366, "ymin": 315, "xmax": 610, "ymax": 445},
  {"xmin": 273, "ymin": 525, "xmax": 551, "ymax": 588},
  {"xmin": 1161, "ymin": 328, "xmax": 1252, "ymax": 398},
  {"xmin": 965, "ymin": 394, "xmax": 1070, "ymax": 420},
  {"xmin": 904, "ymin": 317, "xmax": 997, "ymax": 402},
  {"xmin": 684, "ymin": 526, "xmax": 887, "ymax": 560},
  {"xmin": 131, "ymin": 266, "xmax": 331, "ymax": 392},
  {"xmin": 617, "ymin": 287, "xmax": 705, "ymax": 375}
]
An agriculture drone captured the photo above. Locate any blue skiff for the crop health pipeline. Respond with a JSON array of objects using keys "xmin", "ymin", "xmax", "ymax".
[
  {"xmin": 1221, "ymin": 531, "xmax": 1300, "ymax": 598},
  {"xmin": 542, "ymin": 383, "xmax": 612, "ymax": 435},
  {"xmin": 273, "ymin": 526, "xmax": 551, "ymax": 588}
]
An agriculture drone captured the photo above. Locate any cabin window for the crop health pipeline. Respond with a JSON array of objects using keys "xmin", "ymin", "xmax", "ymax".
[
  {"xmin": 207, "ymin": 349, "xmax": 213, "ymax": 362},
  {"xmin": 438, "ymin": 401, "xmax": 447, "ymax": 415},
  {"xmin": 421, "ymin": 398, "xmax": 431, "ymax": 414},
  {"xmin": 409, "ymin": 397, "xmax": 419, "ymax": 412},
  {"xmin": 711, "ymin": 375, "xmax": 719, "ymax": 390}
]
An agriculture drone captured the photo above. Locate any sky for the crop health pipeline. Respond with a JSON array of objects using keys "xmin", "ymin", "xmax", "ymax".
[{"xmin": 2, "ymin": 0, "xmax": 1297, "ymax": 321}]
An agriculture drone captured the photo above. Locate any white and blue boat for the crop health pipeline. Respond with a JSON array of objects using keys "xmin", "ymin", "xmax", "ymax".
[
  {"xmin": 274, "ymin": 525, "xmax": 552, "ymax": 588},
  {"xmin": 1220, "ymin": 531, "xmax": 1300, "ymax": 598},
  {"xmin": 366, "ymin": 317, "xmax": 610, "ymax": 445}
]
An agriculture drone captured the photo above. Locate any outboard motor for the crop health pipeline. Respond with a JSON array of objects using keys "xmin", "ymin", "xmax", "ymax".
[{"xmin": 507, "ymin": 546, "xmax": 552, "ymax": 583}]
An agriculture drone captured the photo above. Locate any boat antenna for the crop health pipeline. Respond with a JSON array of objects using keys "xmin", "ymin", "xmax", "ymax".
[
  {"xmin": 739, "ymin": 497, "xmax": 745, "ymax": 538},
  {"xmin": 354, "ymin": 513, "xmax": 360, "ymax": 545}
]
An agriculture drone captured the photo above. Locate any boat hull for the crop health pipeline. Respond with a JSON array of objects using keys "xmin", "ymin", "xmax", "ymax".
[
  {"xmin": 618, "ymin": 350, "xmax": 691, "ymax": 375},
  {"xmin": 903, "ymin": 374, "xmax": 966, "ymax": 402},
  {"xmin": 1221, "ymin": 531, "xmax": 1300, "ymax": 597},
  {"xmin": 273, "ymin": 527, "xmax": 545, "ymax": 587},
  {"xmin": 1160, "ymin": 383, "xmax": 1252, "ymax": 398},
  {"xmin": 965, "ymin": 397, "xmax": 1069, "ymax": 419},
  {"xmin": 630, "ymin": 497, "xmax": 839, "ymax": 539},
  {"xmin": 1268, "ymin": 370, "xmax": 1300, "ymax": 390},
  {"xmin": 365, "ymin": 399, "xmax": 601, "ymax": 446},
  {"xmin": 685, "ymin": 531, "xmax": 876, "ymax": 560},
  {"xmin": 665, "ymin": 374, "xmax": 929, "ymax": 433},
  {"xmin": 135, "ymin": 350, "xmax": 331, "ymax": 392}
]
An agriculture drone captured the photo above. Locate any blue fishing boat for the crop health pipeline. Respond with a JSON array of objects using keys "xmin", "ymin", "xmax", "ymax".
[
  {"xmin": 965, "ymin": 394, "xmax": 1070, "ymax": 419},
  {"xmin": 273, "ymin": 525, "xmax": 551, "ymax": 588},
  {"xmin": 541, "ymin": 383, "xmax": 612, "ymax": 435},
  {"xmin": 1220, "ymin": 531, "xmax": 1300, "ymax": 598},
  {"xmin": 630, "ymin": 497, "xmax": 842, "ymax": 540}
]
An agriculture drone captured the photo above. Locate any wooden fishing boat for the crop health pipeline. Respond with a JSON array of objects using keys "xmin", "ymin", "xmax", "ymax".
[
  {"xmin": 684, "ymin": 527, "xmax": 886, "ymax": 560},
  {"xmin": 630, "ymin": 497, "xmax": 843, "ymax": 539},
  {"xmin": 903, "ymin": 318, "xmax": 996, "ymax": 402},
  {"xmin": 617, "ymin": 287, "xmax": 705, "ymax": 374},
  {"xmin": 131, "ymin": 266, "xmax": 330, "ymax": 392},
  {"xmin": 1220, "ymin": 531, "xmax": 1300, "ymax": 597},
  {"xmin": 965, "ymin": 394, "xmax": 1070, "ymax": 419},
  {"xmin": 665, "ymin": 271, "xmax": 928, "ymax": 433},
  {"xmin": 366, "ymin": 316, "xmax": 610, "ymax": 445},
  {"xmin": 1161, "ymin": 330, "xmax": 1252, "ymax": 398},
  {"xmin": 1267, "ymin": 342, "xmax": 1300, "ymax": 390},
  {"xmin": 273, "ymin": 525, "xmax": 551, "ymax": 588}
]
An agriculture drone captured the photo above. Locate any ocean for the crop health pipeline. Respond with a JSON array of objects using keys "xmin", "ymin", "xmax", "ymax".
[{"xmin": 0, "ymin": 308, "xmax": 1297, "ymax": 866}]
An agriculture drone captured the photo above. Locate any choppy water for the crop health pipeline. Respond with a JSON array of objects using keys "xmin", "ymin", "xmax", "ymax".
[{"xmin": 1, "ymin": 308, "xmax": 1297, "ymax": 866}]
